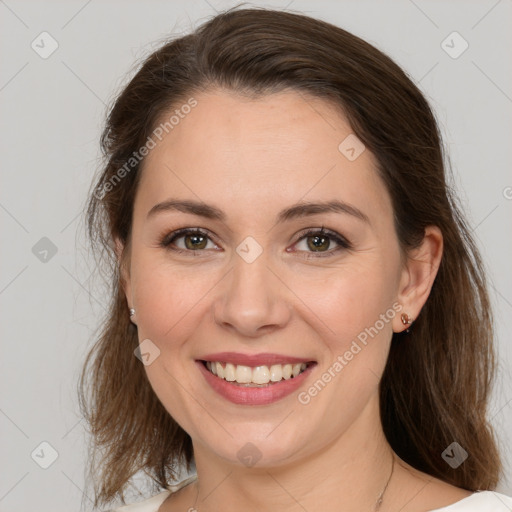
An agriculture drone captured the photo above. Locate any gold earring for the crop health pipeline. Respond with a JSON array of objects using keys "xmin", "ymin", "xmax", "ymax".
[{"xmin": 401, "ymin": 313, "xmax": 413, "ymax": 333}]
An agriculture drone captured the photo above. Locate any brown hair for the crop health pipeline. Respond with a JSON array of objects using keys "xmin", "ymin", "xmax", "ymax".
[{"xmin": 79, "ymin": 5, "xmax": 503, "ymax": 508}]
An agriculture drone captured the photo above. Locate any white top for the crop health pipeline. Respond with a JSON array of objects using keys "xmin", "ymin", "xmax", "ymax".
[{"xmin": 108, "ymin": 475, "xmax": 512, "ymax": 512}]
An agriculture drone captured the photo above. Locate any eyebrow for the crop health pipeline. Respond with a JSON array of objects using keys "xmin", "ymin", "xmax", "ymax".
[{"xmin": 146, "ymin": 198, "xmax": 370, "ymax": 224}]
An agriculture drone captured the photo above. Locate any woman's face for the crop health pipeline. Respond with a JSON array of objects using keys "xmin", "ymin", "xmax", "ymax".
[{"xmin": 119, "ymin": 88, "xmax": 417, "ymax": 468}]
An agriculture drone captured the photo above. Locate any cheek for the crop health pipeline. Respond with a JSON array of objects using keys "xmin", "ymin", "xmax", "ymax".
[
  {"xmin": 130, "ymin": 256, "xmax": 219, "ymax": 350},
  {"xmin": 290, "ymin": 259, "xmax": 398, "ymax": 353},
  {"xmin": 130, "ymin": 259, "xmax": 218, "ymax": 417},
  {"xmin": 292, "ymin": 266, "xmax": 398, "ymax": 423}
]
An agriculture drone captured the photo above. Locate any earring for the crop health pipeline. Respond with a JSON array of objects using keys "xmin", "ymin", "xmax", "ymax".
[
  {"xmin": 401, "ymin": 313, "xmax": 413, "ymax": 333},
  {"xmin": 129, "ymin": 308, "xmax": 136, "ymax": 317}
]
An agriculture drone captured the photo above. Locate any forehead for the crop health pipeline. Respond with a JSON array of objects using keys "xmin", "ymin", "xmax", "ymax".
[{"xmin": 135, "ymin": 89, "xmax": 392, "ymax": 225}]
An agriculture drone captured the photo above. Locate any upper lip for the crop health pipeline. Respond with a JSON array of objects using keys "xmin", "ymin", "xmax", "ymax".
[{"xmin": 198, "ymin": 352, "xmax": 316, "ymax": 367}]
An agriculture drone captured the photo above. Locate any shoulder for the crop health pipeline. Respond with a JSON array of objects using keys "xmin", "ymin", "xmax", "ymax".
[
  {"xmin": 392, "ymin": 456, "xmax": 512, "ymax": 512},
  {"xmin": 106, "ymin": 491, "xmax": 171, "ymax": 512},
  {"xmin": 105, "ymin": 475, "xmax": 198, "ymax": 512},
  {"xmin": 428, "ymin": 490, "xmax": 512, "ymax": 511}
]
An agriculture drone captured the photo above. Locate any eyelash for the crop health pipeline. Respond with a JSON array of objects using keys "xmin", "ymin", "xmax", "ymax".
[{"xmin": 158, "ymin": 226, "xmax": 352, "ymax": 259}]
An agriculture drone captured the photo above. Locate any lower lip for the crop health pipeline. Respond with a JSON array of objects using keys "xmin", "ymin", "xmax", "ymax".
[{"xmin": 196, "ymin": 360, "xmax": 316, "ymax": 405}]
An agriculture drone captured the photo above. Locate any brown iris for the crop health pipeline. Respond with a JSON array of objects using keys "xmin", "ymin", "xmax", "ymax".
[
  {"xmin": 184, "ymin": 233, "xmax": 208, "ymax": 250},
  {"xmin": 307, "ymin": 234, "xmax": 330, "ymax": 252}
]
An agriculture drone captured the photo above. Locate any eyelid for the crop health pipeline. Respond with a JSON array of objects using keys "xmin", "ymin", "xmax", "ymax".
[
  {"xmin": 160, "ymin": 227, "xmax": 220, "ymax": 250},
  {"xmin": 290, "ymin": 226, "xmax": 352, "ymax": 257}
]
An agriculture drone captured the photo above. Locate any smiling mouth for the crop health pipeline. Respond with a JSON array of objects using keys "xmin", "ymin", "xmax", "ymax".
[{"xmin": 200, "ymin": 360, "xmax": 316, "ymax": 387}]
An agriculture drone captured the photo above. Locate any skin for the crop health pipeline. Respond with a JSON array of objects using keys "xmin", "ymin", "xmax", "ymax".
[{"xmin": 116, "ymin": 89, "xmax": 472, "ymax": 511}]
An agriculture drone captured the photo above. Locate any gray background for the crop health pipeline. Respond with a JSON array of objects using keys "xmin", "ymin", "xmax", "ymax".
[{"xmin": 1, "ymin": 0, "xmax": 511, "ymax": 511}]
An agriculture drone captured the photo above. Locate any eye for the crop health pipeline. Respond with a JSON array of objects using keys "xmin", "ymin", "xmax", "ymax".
[
  {"xmin": 159, "ymin": 226, "xmax": 352, "ymax": 258},
  {"xmin": 159, "ymin": 228, "xmax": 219, "ymax": 253},
  {"xmin": 291, "ymin": 226, "xmax": 352, "ymax": 258}
]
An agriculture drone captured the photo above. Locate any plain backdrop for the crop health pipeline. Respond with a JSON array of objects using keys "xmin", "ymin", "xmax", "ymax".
[{"xmin": 1, "ymin": 1, "xmax": 511, "ymax": 511}]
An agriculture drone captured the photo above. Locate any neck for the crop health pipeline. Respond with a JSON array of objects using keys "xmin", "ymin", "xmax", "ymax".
[{"xmin": 188, "ymin": 395, "xmax": 396, "ymax": 512}]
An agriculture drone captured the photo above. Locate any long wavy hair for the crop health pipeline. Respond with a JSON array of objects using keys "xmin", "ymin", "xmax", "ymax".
[{"xmin": 78, "ymin": 6, "xmax": 503, "ymax": 509}]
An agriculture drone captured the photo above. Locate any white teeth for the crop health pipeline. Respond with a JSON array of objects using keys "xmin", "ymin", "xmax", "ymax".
[
  {"xmin": 224, "ymin": 363, "xmax": 236, "ymax": 381},
  {"xmin": 292, "ymin": 363, "xmax": 302, "ymax": 377},
  {"xmin": 282, "ymin": 364, "xmax": 293, "ymax": 380},
  {"xmin": 269, "ymin": 364, "xmax": 283, "ymax": 382},
  {"xmin": 252, "ymin": 366, "xmax": 270, "ymax": 384},
  {"xmin": 205, "ymin": 361, "xmax": 308, "ymax": 385},
  {"xmin": 235, "ymin": 365, "xmax": 252, "ymax": 383},
  {"xmin": 215, "ymin": 362, "xmax": 224, "ymax": 379}
]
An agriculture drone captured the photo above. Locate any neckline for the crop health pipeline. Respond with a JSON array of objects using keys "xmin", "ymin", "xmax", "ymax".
[
  {"xmin": 161, "ymin": 478, "xmax": 495, "ymax": 511},
  {"xmin": 166, "ymin": 474, "xmax": 198, "ymax": 492},
  {"xmin": 157, "ymin": 474, "xmax": 198, "ymax": 511},
  {"xmin": 426, "ymin": 491, "xmax": 486, "ymax": 511}
]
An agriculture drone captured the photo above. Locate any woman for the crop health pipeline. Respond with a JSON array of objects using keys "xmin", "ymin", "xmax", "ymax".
[{"xmin": 79, "ymin": 6, "xmax": 512, "ymax": 512}]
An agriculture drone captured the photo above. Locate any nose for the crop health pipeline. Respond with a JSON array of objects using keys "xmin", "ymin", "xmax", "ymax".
[{"xmin": 212, "ymin": 248, "xmax": 292, "ymax": 338}]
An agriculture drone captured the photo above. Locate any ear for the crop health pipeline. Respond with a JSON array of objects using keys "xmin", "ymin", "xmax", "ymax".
[
  {"xmin": 114, "ymin": 236, "xmax": 133, "ymax": 312},
  {"xmin": 393, "ymin": 226, "xmax": 443, "ymax": 333}
]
